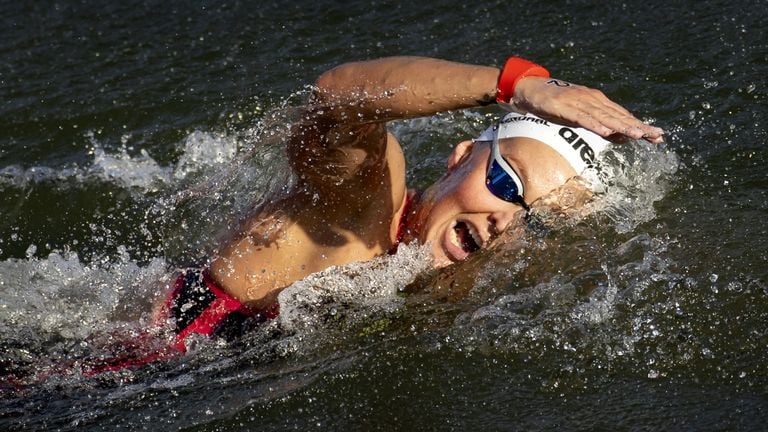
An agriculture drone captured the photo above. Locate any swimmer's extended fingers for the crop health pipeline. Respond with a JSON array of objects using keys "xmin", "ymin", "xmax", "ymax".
[
  {"xmin": 513, "ymin": 77, "xmax": 665, "ymax": 143},
  {"xmin": 577, "ymin": 88, "xmax": 665, "ymax": 143},
  {"xmin": 574, "ymin": 100, "xmax": 658, "ymax": 143},
  {"xmin": 544, "ymin": 83, "xmax": 664, "ymax": 142}
]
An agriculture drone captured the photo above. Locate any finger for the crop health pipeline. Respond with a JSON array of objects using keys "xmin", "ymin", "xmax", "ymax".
[
  {"xmin": 584, "ymin": 95, "xmax": 645, "ymax": 130},
  {"xmin": 564, "ymin": 108, "xmax": 614, "ymax": 137},
  {"xmin": 547, "ymin": 89, "xmax": 636, "ymax": 137},
  {"xmin": 644, "ymin": 134, "xmax": 665, "ymax": 144},
  {"xmin": 532, "ymin": 86, "xmax": 665, "ymax": 142},
  {"xmin": 594, "ymin": 91, "xmax": 664, "ymax": 143},
  {"xmin": 579, "ymin": 99, "xmax": 663, "ymax": 141},
  {"xmin": 591, "ymin": 112, "xmax": 647, "ymax": 141}
]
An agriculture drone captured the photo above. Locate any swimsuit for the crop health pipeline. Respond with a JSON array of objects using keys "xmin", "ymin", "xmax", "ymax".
[
  {"xmin": 165, "ymin": 192, "xmax": 413, "ymax": 347},
  {"xmin": 166, "ymin": 193, "xmax": 411, "ymax": 347},
  {"xmin": 159, "ymin": 268, "xmax": 279, "ymax": 352},
  {"xmin": 77, "ymin": 269, "xmax": 278, "ymax": 376},
  {"xmin": 80, "ymin": 198, "xmax": 410, "ymax": 375},
  {"xmin": 388, "ymin": 192, "xmax": 414, "ymax": 255}
]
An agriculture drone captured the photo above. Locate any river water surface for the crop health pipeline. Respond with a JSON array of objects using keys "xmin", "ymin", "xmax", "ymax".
[{"xmin": 1, "ymin": 0, "xmax": 767, "ymax": 430}]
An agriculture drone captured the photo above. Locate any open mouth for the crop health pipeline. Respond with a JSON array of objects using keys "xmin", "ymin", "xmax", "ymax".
[{"xmin": 452, "ymin": 221, "xmax": 482, "ymax": 254}]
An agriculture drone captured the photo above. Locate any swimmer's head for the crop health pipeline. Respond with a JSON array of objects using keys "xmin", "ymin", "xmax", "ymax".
[
  {"xmin": 474, "ymin": 112, "xmax": 611, "ymax": 187},
  {"xmin": 407, "ymin": 113, "xmax": 611, "ymax": 267}
]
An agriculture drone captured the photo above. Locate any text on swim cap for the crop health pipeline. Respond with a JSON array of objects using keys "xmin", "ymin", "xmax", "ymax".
[
  {"xmin": 500, "ymin": 115, "xmax": 550, "ymax": 126},
  {"xmin": 558, "ymin": 127, "xmax": 596, "ymax": 167}
]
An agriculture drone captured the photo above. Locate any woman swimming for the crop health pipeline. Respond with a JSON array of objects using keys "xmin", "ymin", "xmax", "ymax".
[{"xmin": 159, "ymin": 56, "xmax": 663, "ymax": 352}]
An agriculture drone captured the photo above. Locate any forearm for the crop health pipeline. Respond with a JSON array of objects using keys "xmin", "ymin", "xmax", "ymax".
[
  {"xmin": 311, "ymin": 55, "xmax": 665, "ymax": 143},
  {"xmin": 313, "ymin": 56, "xmax": 500, "ymax": 123}
]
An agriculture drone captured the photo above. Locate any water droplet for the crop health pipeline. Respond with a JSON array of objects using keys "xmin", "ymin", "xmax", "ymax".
[{"xmin": 709, "ymin": 273, "xmax": 719, "ymax": 283}]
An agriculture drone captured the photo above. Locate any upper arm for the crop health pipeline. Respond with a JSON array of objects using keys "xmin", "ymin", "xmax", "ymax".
[{"xmin": 287, "ymin": 87, "xmax": 398, "ymax": 210}]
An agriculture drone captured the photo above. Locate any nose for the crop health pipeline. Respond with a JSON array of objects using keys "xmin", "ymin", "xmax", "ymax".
[{"xmin": 488, "ymin": 206, "xmax": 526, "ymax": 234}]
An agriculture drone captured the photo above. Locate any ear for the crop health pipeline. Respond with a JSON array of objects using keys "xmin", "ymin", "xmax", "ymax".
[{"xmin": 447, "ymin": 140, "xmax": 475, "ymax": 172}]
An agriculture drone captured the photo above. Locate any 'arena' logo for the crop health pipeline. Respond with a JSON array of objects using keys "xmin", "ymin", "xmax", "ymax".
[{"xmin": 558, "ymin": 127, "xmax": 596, "ymax": 167}]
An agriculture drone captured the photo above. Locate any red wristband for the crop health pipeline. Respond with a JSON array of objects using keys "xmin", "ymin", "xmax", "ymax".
[{"xmin": 496, "ymin": 57, "xmax": 551, "ymax": 104}]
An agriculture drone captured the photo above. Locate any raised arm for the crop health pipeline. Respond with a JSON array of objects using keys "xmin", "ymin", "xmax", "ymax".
[
  {"xmin": 304, "ymin": 55, "xmax": 664, "ymax": 133},
  {"xmin": 287, "ymin": 57, "xmax": 502, "ymax": 204},
  {"xmin": 311, "ymin": 57, "xmax": 501, "ymax": 121},
  {"xmin": 288, "ymin": 56, "xmax": 664, "ymax": 201}
]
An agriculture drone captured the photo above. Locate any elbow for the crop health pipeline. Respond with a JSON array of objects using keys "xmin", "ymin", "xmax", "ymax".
[
  {"xmin": 315, "ymin": 68, "xmax": 337, "ymax": 93},
  {"xmin": 314, "ymin": 64, "xmax": 348, "ymax": 97},
  {"xmin": 314, "ymin": 62, "xmax": 363, "ymax": 99}
]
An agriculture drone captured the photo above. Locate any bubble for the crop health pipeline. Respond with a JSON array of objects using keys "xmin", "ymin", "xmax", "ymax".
[{"xmin": 276, "ymin": 242, "xmax": 432, "ymax": 336}]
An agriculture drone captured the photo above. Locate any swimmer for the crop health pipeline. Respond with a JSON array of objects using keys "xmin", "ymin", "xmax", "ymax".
[{"xmin": 163, "ymin": 56, "xmax": 664, "ymax": 350}]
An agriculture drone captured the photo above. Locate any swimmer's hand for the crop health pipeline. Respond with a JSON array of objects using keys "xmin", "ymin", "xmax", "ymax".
[{"xmin": 512, "ymin": 77, "xmax": 665, "ymax": 144}]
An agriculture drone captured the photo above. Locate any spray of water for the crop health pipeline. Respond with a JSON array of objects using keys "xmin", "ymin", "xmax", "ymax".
[
  {"xmin": 0, "ymin": 106, "xmax": 681, "ymax": 394},
  {"xmin": 410, "ymin": 136, "xmax": 684, "ymax": 389}
]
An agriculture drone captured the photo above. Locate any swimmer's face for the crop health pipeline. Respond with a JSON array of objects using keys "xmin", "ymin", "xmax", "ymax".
[{"xmin": 410, "ymin": 137, "xmax": 579, "ymax": 267}]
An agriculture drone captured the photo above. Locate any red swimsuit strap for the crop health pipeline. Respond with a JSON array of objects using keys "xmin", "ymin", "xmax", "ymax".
[{"xmin": 389, "ymin": 192, "xmax": 414, "ymax": 254}]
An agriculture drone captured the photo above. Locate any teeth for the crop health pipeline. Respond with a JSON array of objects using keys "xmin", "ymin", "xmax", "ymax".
[
  {"xmin": 449, "ymin": 222, "xmax": 460, "ymax": 247},
  {"xmin": 451, "ymin": 221, "xmax": 483, "ymax": 250},
  {"xmin": 468, "ymin": 225, "xmax": 483, "ymax": 247}
]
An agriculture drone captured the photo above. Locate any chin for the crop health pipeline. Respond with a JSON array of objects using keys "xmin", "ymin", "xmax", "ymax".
[
  {"xmin": 431, "ymin": 256, "xmax": 453, "ymax": 268},
  {"xmin": 427, "ymin": 243, "xmax": 452, "ymax": 268},
  {"xmin": 429, "ymin": 242, "xmax": 472, "ymax": 268}
]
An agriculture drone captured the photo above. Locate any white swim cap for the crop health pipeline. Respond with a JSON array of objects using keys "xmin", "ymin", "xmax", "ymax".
[{"xmin": 475, "ymin": 112, "xmax": 611, "ymax": 176}]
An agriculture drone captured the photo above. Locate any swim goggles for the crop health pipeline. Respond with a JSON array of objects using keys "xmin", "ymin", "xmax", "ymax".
[{"xmin": 485, "ymin": 138, "xmax": 530, "ymax": 210}]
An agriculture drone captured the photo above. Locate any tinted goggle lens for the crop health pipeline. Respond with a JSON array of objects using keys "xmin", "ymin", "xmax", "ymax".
[
  {"xmin": 485, "ymin": 157, "xmax": 527, "ymax": 209},
  {"xmin": 486, "ymin": 159, "xmax": 520, "ymax": 201}
]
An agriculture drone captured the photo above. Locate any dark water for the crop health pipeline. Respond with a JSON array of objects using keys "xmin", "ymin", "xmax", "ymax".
[{"xmin": 2, "ymin": 0, "xmax": 767, "ymax": 430}]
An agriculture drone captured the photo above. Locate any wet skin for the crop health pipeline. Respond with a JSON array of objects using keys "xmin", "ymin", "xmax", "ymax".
[
  {"xmin": 408, "ymin": 137, "xmax": 579, "ymax": 267},
  {"xmin": 210, "ymin": 133, "xmax": 581, "ymax": 308},
  {"xmin": 208, "ymin": 57, "xmax": 662, "ymax": 308}
]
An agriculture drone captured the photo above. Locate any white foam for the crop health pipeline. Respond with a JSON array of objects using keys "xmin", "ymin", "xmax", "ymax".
[
  {"xmin": 0, "ymin": 247, "xmax": 169, "ymax": 341},
  {"xmin": 276, "ymin": 242, "xmax": 433, "ymax": 335},
  {"xmin": 89, "ymin": 143, "xmax": 172, "ymax": 191},
  {"xmin": 592, "ymin": 140, "xmax": 680, "ymax": 233},
  {"xmin": 0, "ymin": 129, "xmax": 242, "ymax": 193},
  {"xmin": 172, "ymin": 130, "xmax": 239, "ymax": 180}
]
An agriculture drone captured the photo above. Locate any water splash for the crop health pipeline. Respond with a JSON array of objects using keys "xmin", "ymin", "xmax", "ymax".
[
  {"xmin": 0, "ymin": 248, "xmax": 170, "ymax": 382},
  {"xmin": 595, "ymin": 140, "xmax": 680, "ymax": 233},
  {"xmin": 401, "ymin": 134, "xmax": 686, "ymax": 390},
  {"xmin": 0, "ymin": 105, "xmax": 688, "ymax": 422},
  {"xmin": 276, "ymin": 242, "xmax": 432, "ymax": 338},
  {"xmin": 0, "ymin": 129, "xmax": 241, "ymax": 193}
]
